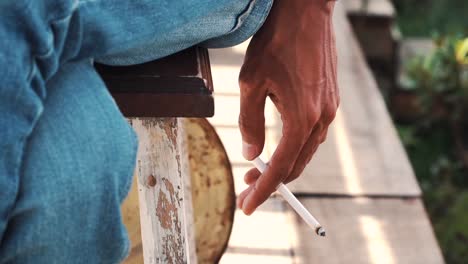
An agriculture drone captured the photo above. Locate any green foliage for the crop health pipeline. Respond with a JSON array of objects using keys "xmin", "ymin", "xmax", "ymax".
[
  {"xmin": 400, "ymin": 36, "xmax": 468, "ymax": 122},
  {"xmin": 390, "ymin": 2, "xmax": 468, "ymax": 261},
  {"xmin": 393, "ymin": 0, "xmax": 468, "ymax": 37},
  {"xmin": 436, "ymin": 191, "xmax": 468, "ymax": 263},
  {"xmin": 397, "ymin": 122, "xmax": 454, "ymax": 187},
  {"xmin": 397, "ymin": 122, "xmax": 468, "ymax": 263},
  {"xmin": 395, "ymin": 36, "xmax": 468, "ymax": 263}
]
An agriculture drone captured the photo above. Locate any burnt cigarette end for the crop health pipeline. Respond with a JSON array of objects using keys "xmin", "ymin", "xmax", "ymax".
[{"xmin": 316, "ymin": 227, "xmax": 326, "ymax": 237}]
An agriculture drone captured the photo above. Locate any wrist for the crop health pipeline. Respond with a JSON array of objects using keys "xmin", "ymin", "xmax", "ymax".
[{"xmin": 266, "ymin": 0, "xmax": 335, "ymax": 40}]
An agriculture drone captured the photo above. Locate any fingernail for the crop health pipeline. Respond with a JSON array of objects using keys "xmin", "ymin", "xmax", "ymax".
[{"xmin": 242, "ymin": 141, "xmax": 256, "ymax": 160}]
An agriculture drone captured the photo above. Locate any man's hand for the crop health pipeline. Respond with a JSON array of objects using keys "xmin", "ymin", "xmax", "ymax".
[{"xmin": 237, "ymin": 0, "xmax": 339, "ymax": 215}]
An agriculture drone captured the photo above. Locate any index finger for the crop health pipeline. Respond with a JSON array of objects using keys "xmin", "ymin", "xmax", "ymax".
[{"xmin": 241, "ymin": 126, "xmax": 304, "ymax": 215}]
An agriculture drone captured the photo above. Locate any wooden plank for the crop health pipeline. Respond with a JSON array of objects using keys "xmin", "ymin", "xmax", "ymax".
[
  {"xmin": 131, "ymin": 118, "xmax": 196, "ymax": 264},
  {"xmin": 287, "ymin": 3, "xmax": 420, "ymax": 196},
  {"xmin": 291, "ymin": 198, "xmax": 444, "ymax": 264},
  {"xmin": 96, "ymin": 47, "xmax": 214, "ymax": 117},
  {"xmin": 220, "ymin": 198, "xmax": 295, "ymax": 264},
  {"xmin": 207, "ymin": 41, "xmax": 248, "ymax": 94},
  {"xmin": 214, "ymin": 126, "xmax": 275, "ymax": 166},
  {"xmin": 210, "ymin": 94, "xmax": 278, "ymax": 128},
  {"xmin": 344, "ymin": 0, "xmax": 396, "ymax": 62}
]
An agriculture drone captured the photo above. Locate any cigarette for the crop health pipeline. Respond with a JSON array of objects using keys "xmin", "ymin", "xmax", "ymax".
[{"xmin": 252, "ymin": 157, "xmax": 326, "ymax": 237}]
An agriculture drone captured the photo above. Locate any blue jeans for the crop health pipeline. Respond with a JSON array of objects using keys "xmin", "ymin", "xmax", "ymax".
[{"xmin": 0, "ymin": 0, "xmax": 272, "ymax": 263}]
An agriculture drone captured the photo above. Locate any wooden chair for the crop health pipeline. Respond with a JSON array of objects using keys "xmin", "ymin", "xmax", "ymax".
[{"xmin": 96, "ymin": 47, "xmax": 224, "ymax": 263}]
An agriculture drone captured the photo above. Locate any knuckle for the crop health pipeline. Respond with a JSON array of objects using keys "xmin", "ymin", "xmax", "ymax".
[
  {"xmin": 238, "ymin": 113, "xmax": 264, "ymax": 135},
  {"xmin": 323, "ymin": 103, "xmax": 338, "ymax": 123},
  {"xmin": 238, "ymin": 113, "xmax": 251, "ymax": 132},
  {"xmin": 306, "ymin": 112, "xmax": 320, "ymax": 128},
  {"xmin": 319, "ymin": 133, "xmax": 328, "ymax": 143},
  {"xmin": 238, "ymin": 76, "xmax": 250, "ymax": 89},
  {"xmin": 239, "ymin": 81, "xmax": 254, "ymax": 97},
  {"xmin": 303, "ymin": 102, "xmax": 321, "ymax": 127},
  {"xmin": 272, "ymin": 165, "xmax": 289, "ymax": 182},
  {"xmin": 283, "ymin": 121, "xmax": 309, "ymax": 139},
  {"xmin": 297, "ymin": 112, "xmax": 318, "ymax": 134},
  {"xmin": 288, "ymin": 161, "xmax": 308, "ymax": 183},
  {"xmin": 268, "ymin": 159, "xmax": 290, "ymax": 179},
  {"xmin": 238, "ymin": 75, "xmax": 251, "ymax": 91},
  {"xmin": 238, "ymin": 68, "xmax": 258, "ymax": 92},
  {"xmin": 327, "ymin": 109, "xmax": 337, "ymax": 123}
]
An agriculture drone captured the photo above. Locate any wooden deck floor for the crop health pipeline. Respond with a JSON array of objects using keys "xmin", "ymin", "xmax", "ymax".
[{"xmin": 210, "ymin": 2, "xmax": 444, "ymax": 263}]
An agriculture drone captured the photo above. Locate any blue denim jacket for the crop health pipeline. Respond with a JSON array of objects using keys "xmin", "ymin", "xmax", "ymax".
[{"xmin": 0, "ymin": 0, "xmax": 273, "ymax": 243}]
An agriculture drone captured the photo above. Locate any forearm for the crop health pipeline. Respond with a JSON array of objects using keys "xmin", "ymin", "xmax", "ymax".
[
  {"xmin": 237, "ymin": 0, "xmax": 339, "ymax": 215},
  {"xmin": 253, "ymin": 0, "xmax": 335, "ymax": 54}
]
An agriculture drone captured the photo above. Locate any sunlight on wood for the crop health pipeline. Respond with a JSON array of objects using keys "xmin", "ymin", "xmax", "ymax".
[
  {"xmin": 210, "ymin": 95, "xmax": 278, "ymax": 127},
  {"xmin": 221, "ymin": 253, "xmax": 292, "ymax": 264},
  {"xmin": 359, "ymin": 215, "xmax": 396, "ymax": 264},
  {"xmin": 228, "ymin": 210, "xmax": 292, "ymax": 250},
  {"xmin": 333, "ymin": 109, "xmax": 363, "ymax": 194},
  {"xmin": 220, "ymin": 199, "xmax": 294, "ymax": 263}
]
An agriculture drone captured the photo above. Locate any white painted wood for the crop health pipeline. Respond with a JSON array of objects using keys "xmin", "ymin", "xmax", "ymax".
[{"xmin": 131, "ymin": 118, "xmax": 195, "ymax": 264}]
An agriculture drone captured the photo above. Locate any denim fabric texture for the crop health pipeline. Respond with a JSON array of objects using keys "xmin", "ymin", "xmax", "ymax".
[{"xmin": 0, "ymin": 0, "xmax": 272, "ymax": 263}]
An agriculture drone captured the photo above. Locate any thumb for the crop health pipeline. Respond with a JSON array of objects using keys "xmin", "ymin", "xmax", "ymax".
[{"xmin": 238, "ymin": 82, "xmax": 266, "ymax": 161}]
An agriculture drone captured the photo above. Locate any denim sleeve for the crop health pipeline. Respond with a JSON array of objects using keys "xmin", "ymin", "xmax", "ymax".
[
  {"xmin": 0, "ymin": 0, "xmax": 269, "ymax": 240},
  {"xmin": 201, "ymin": 0, "xmax": 273, "ymax": 49}
]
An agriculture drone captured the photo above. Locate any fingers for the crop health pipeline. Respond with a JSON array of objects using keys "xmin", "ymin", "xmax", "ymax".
[
  {"xmin": 239, "ymin": 125, "xmax": 330, "ymax": 214},
  {"xmin": 244, "ymin": 167, "xmax": 261, "ymax": 185},
  {"xmin": 241, "ymin": 125, "xmax": 304, "ymax": 215},
  {"xmin": 236, "ymin": 184, "xmax": 254, "ymax": 209},
  {"xmin": 236, "ymin": 169, "xmax": 261, "ymax": 210},
  {"xmin": 238, "ymin": 78, "xmax": 267, "ymax": 161}
]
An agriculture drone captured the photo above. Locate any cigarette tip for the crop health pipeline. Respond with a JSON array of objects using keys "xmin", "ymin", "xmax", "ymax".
[{"xmin": 317, "ymin": 227, "xmax": 326, "ymax": 237}]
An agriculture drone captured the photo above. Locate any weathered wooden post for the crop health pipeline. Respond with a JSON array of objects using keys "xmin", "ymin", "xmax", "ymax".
[
  {"xmin": 131, "ymin": 118, "xmax": 191, "ymax": 263},
  {"xmin": 96, "ymin": 47, "xmax": 214, "ymax": 263}
]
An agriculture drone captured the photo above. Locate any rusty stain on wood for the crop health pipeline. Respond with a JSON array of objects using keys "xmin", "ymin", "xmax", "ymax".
[
  {"xmin": 184, "ymin": 118, "xmax": 235, "ymax": 263},
  {"xmin": 162, "ymin": 232, "xmax": 184, "ymax": 264},
  {"xmin": 155, "ymin": 190, "xmax": 176, "ymax": 229},
  {"xmin": 158, "ymin": 180, "xmax": 185, "ymax": 263},
  {"xmin": 158, "ymin": 119, "xmax": 178, "ymax": 147},
  {"xmin": 147, "ymin": 175, "xmax": 157, "ymax": 187},
  {"xmin": 175, "ymin": 154, "xmax": 182, "ymax": 179},
  {"xmin": 130, "ymin": 117, "xmax": 193, "ymax": 263},
  {"xmin": 163, "ymin": 178, "xmax": 182, "ymax": 206}
]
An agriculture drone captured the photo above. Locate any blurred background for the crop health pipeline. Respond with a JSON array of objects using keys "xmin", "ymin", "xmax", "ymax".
[{"xmin": 359, "ymin": 1, "xmax": 468, "ymax": 263}]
